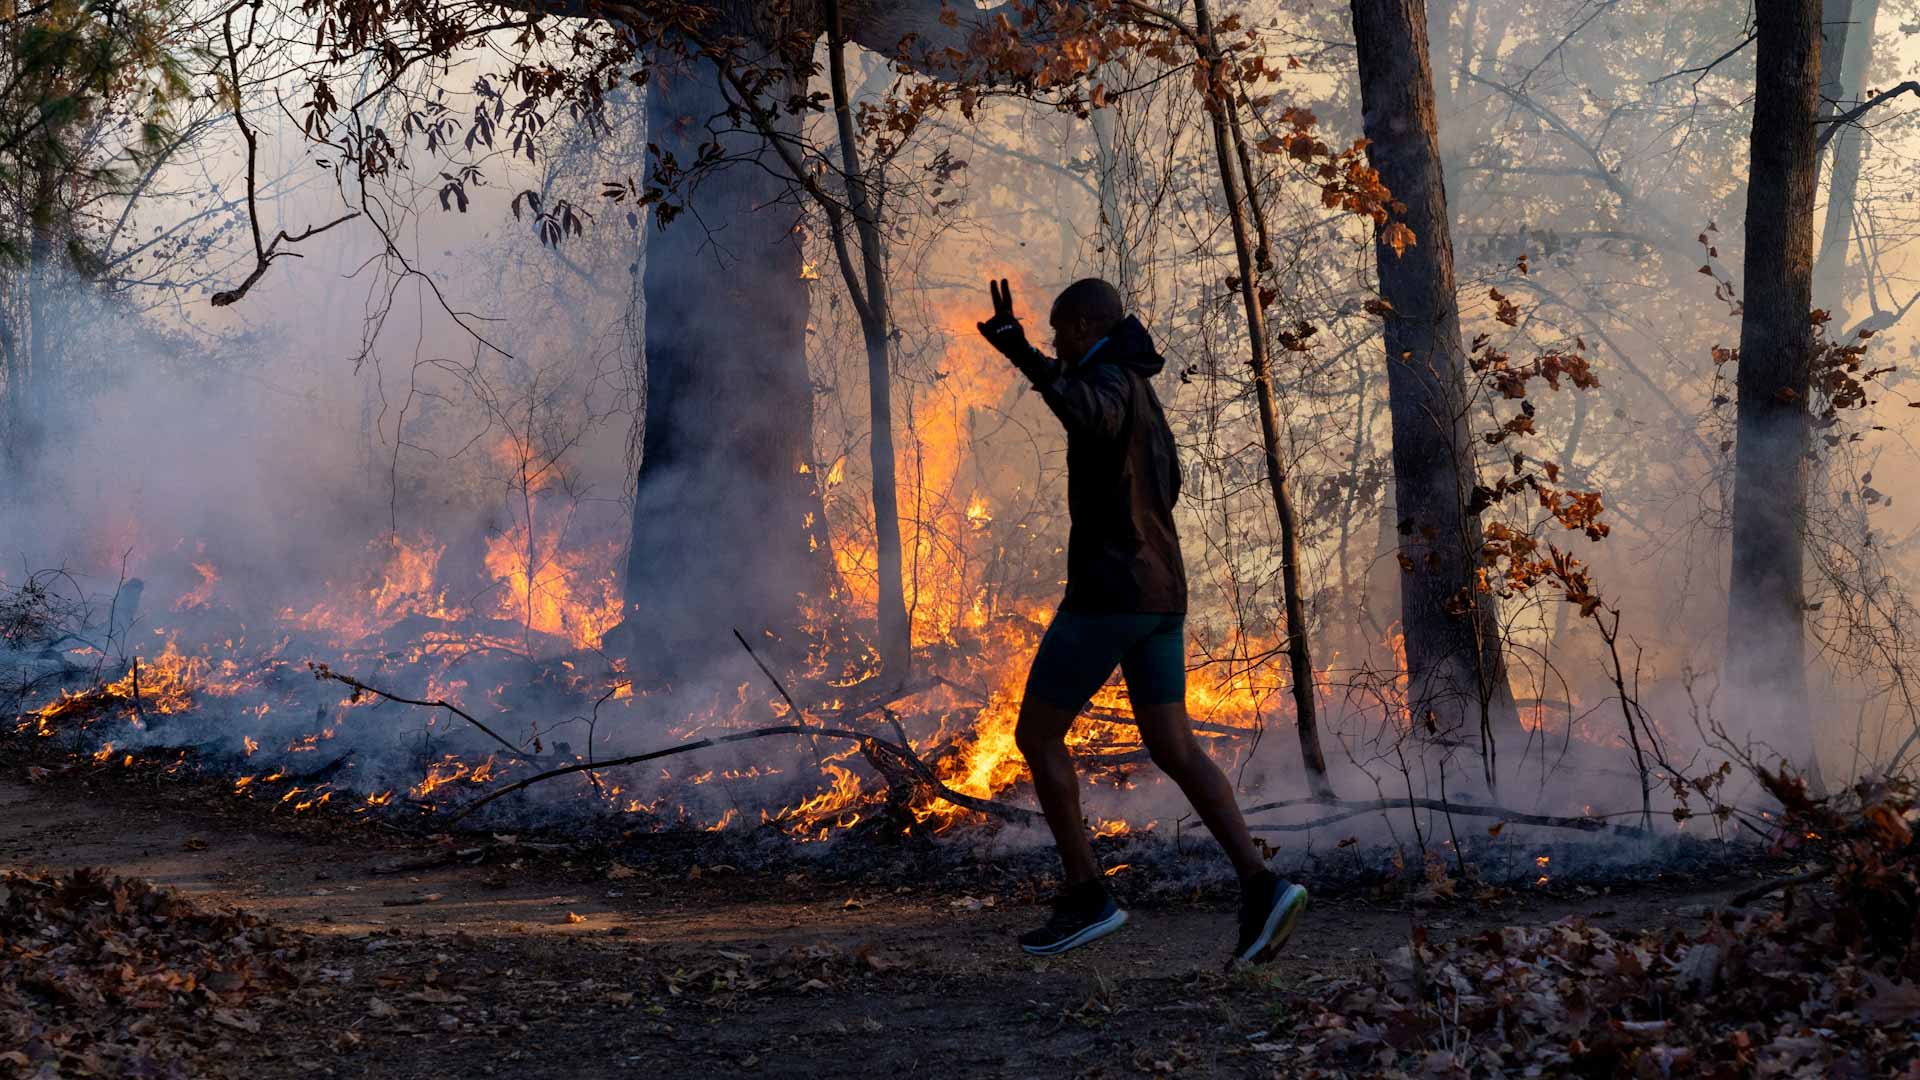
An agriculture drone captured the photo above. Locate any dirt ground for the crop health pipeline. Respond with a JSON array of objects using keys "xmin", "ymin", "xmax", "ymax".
[{"xmin": 0, "ymin": 761, "xmax": 1773, "ymax": 1079}]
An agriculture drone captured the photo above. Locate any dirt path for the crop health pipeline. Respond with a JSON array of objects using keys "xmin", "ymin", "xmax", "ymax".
[{"xmin": 0, "ymin": 767, "xmax": 1766, "ymax": 1078}]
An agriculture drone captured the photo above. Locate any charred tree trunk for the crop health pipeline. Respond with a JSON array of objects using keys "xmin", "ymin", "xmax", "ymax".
[
  {"xmin": 1814, "ymin": 0, "xmax": 1877, "ymax": 313},
  {"xmin": 1193, "ymin": 0, "xmax": 1335, "ymax": 800},
  {"xmin": 617, "ymin": 54, "xmax": 830, "ymax": 682},
  {"xmin": 824, "ymin": 0, "xmax": 911, "ymax": 677},
  {"xmin": 1349, "ymin": 0, "xmax": 1519, "ymax": 782},
  {"xmin": 1727, "ymin": 1, "xmax": 1822, "ymax": 757}
]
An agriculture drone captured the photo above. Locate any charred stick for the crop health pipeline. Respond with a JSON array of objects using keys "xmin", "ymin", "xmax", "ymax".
[
  {"xmin": 732, "ymin": 627, "xmax": 825, "ymax": 768},
  {"xmin": 1241, "ymin": 796, "xmax": 1646, "ymax": 837},
  {"xmin": 307, "ymin": 663, "xmax": 533, "ymax": 762}
]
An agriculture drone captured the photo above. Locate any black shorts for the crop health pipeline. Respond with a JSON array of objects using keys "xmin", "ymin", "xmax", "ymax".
[{"xmin": 1022, "ymin": 611, "xmax": 1187, "ymax": 709}]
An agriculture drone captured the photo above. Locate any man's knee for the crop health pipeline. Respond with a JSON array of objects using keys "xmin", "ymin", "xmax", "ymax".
[{"xmin": 1015, "ymin": 699, "xmax": 1072, "ymax": 760}]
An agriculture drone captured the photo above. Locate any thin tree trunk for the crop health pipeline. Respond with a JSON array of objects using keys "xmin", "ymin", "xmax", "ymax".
[
  {"xmin": 12, "ymin": 167, "xmax": 59, "ymax": 475},
  {"xmin": 1090, "ymin": 78, "xmax": 1140, "ymax": 300},
  {"xmin": 1349, "ymin": 0, "xmax": 1519, "ymax": 787},
  {"xmin": 1727, "ymin": 0, "xmax": 1822, "ymax": 760},
  {"xmin": 1193, "ymin": 0, "xmax": 1335, "ymax": 800},
  {"xmin": 1814, "ymin": 0, "xmax": 1877, "ymax": 312},
  {"xmin": 825, "ymin": 0, "xmax": 911, "ymax": 676}
]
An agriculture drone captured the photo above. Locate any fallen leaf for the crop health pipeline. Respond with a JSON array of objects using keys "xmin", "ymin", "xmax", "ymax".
[{"xmin": 1861, "ymin": 974, "xmax": 1920, "ymax": 1023}]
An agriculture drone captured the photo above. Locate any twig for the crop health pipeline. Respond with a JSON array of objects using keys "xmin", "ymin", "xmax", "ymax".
[
  {"xmin": 732, "ymin": 628, "xmax": 804, "ymax": 716},
  {"xmin": 733, "ymin": 627, "xmax": 824, "ymax": 768},
  {"xmin": 1241, "ymin": 795, "xmax": 1645, "ymax": 837},
  {"xmin": 307, "ymin": 663, "xmax": 533, "ymax": 762},
  {"xmin": 1646, "ymin": 31, "xmax": 1755, "ymax": 88}
]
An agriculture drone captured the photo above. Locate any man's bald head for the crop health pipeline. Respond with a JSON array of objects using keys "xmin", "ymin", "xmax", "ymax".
[
  {"xmin": 1049, "ymin": 278, "xmax": 1125, "ymax": 363},
  {"xmin": 1051, "ymin": 278, "xmax": 1125, "ymax": 331}
]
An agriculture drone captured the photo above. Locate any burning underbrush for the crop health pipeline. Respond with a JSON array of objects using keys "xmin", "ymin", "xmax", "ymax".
[
  {"xmin": 0, "ymin": 505, "xmax": 1764, "ymax": 892},
  {"xmin": 0, "ymin": 522, "xmax": 1306, "ymax": 842}
]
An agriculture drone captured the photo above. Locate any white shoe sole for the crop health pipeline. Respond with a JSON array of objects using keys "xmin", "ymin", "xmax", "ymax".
[
  {"xmin": 1236, "ymin": 884, "xmax": 1309, "ymax": 963},
  {"xmin": 1021, "ymin": 907, "xmax": 1129, "ymax": 956}
]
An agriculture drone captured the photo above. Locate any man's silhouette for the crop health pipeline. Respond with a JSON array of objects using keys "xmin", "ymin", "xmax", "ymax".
[{"xmin": 977, "ymin": 277, "xmax": 1309, "ymax": 960}]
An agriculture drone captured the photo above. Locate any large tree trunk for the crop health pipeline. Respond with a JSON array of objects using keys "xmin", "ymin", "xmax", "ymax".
[
  {"xmin": 1814, "ymin": 0, "xmax": 1877, "ymax": 313},
  {"xmin": 604, "ymin": 0, "xmax": 1035, "ymax": 682},
  {"xmin": 617, "ymin": 50, "xmax": 830, "ymax": 682},
  {"xmin": 1727, "ymin": 1, "xmax": 1822, "ymax": 759},
  {"xmin": 1349, "ymin": 0, "xmax": 1519, "ymax": 781}
]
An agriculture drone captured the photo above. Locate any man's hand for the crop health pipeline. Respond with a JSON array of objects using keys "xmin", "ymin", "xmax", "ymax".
[{"xmin": 976, "ymin": 278, "xmax": 1055, "ymax": 384}]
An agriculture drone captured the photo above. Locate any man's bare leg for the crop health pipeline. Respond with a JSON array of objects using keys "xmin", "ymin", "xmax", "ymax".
[
  {"xmin": 1132, "ymin": 700, "xmax": 1266, "ymax": 880},
  {"xmin": 1014, "ymin": 696, "xmax": 1102, "ymax": 885}
]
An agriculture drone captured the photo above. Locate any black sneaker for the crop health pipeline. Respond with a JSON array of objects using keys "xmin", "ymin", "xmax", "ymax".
[
  {"xmin": 1234, "ymin": 871, "xmax": 1308, "ymax": 963},
  {"xmin": 1019, "ymin": 882, "xmax": 1128, "ymax": 956}
]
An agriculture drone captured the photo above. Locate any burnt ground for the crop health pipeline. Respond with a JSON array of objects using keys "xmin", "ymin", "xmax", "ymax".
[{"xmin": 0, "ymin": 757, "xmax": 1784, "ymax": 1079}]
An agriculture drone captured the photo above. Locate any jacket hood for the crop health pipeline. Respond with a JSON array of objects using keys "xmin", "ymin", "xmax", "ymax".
[{"xmin": 1083, "ymin": 314, "xmax": 1164, "ymax": 377}]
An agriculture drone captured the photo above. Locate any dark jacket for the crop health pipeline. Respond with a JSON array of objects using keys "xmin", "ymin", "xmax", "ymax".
[{"xmin": 1033, "ymin": 315, "xmax": 1187, "ymax": 614}]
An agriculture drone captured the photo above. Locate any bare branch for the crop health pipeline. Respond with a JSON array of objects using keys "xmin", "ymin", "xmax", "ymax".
[{"xmin": 1817, "ymin": 80, "xmax": 1920, "ymax": 151}]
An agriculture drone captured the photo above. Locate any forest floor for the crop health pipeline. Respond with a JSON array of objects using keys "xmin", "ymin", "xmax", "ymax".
[{"xmin": 0, "ymin": 752, "xmax": 1791, "ymax": 1079}]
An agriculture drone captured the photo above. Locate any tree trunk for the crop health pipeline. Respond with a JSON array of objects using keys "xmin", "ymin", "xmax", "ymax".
[
  {"xmin": 617, "ymin": 52, "xmax": 830, "ymax": 682},
  {"xmin": 602, "ymin": 0, "xmax": 1041, "ymax": 682},
  {"xmin": 1193, "ymin": 0, "xmax": 1335, "ymax": 800},
  {"xmin": 1348, "ymin": 0, "xmax": 1519, "ymax": 782},
  {"xmin": 1727, "ymin": 1, "xmax": 1822, "ymax": 758},
  {"xmin": 7, "ymin": 167, "xmax": 60, "ymax": 477},
  {"xmin": 825, "ymin": 0, "xmax": 911, "ymax": 677},
  {"xmin": 1090, "ymin": 90, "xmax": 1140, "ymax": 302},
  {"xmin": 1814, "ymin": 0, "xmax": 1877, "ymax": 313}
]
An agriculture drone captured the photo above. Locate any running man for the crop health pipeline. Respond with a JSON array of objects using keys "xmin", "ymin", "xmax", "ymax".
[{"xmin": 976, "ymin": 277, "xmax": 1309, "ymax": 961}]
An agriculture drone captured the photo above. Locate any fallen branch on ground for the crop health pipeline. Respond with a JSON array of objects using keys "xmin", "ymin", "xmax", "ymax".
[
  {"xmin": 1243, "ymin": 796, "xmax": 1646, "ymax": 837},
  {"xmin": 1723, "ymin": 865, "xmax": 1831, "ymax": 909},
  {"xmin": 441, "ymin": 722, "xmax": 1038, "ymax": 826}
]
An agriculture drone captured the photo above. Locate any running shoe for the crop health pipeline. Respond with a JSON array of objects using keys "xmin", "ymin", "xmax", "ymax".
[
  {"xmin": 1234, "ymin": 871, "xmax": 1309, "ymax": 963},
  {"xmin": 1019, "ymin": 882, "xmax": 1129, "ymax": 956}
]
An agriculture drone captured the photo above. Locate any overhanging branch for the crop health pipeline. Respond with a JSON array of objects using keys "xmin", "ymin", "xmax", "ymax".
[{"xmin": 1817, "ymin": 79, "xmax": 1920, "ymax": 151}]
